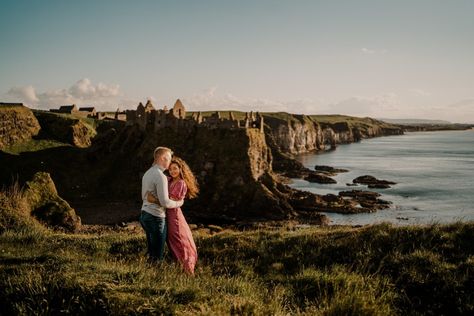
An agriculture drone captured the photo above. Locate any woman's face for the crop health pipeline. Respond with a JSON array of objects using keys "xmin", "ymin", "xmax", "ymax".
[{"xmin": 169, "ymin": 163, "xmax": 181, "ymax": 179}]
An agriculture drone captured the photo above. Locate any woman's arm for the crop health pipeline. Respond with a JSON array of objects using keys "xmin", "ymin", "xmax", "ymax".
[{"xmin": 146, "ymin": 191, "xmax": 160, "ymax": 204}]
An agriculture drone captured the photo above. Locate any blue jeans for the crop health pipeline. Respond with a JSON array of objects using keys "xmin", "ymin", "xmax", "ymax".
[{"xmin": 139, "ymin": 211, "xmax": 167, "ymax": 261}]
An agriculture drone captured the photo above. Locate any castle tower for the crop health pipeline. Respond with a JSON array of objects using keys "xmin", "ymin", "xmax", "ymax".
[
  {"xmin": 136, "ymin": 102, "xmax": 146, "ymax": 131},
  {"xmin": 172, "ymin": 99, "xmax": 186, "ymax": 119},
  {"xmin": 244, "ymin": 112, "xmax": 250, "ymax": 128},
  {"xmin": 154, "ymin": 109, "xmax": 167, "ymax": 131},
  {"xmin": 144, "ymin": 100, "xmax": 155, "ymax": 113},
  {"xmin": 256, "ymin": 112, "xmax": 264, "ymax": 132}
]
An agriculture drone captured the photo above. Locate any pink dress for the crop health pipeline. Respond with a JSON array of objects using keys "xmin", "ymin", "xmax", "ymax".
[{"xmin": 166, "ymin": 178, "xmax": 198, "ymax": 274}]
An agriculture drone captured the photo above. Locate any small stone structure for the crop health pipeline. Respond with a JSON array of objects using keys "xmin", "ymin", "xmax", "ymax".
[
  {"xmin": 50, "ymin": 104, "xmax": 78, "ymax": 114},
  {"xmin": 50, "ymin": 104, "xmax": 96, "ymax": 118}
]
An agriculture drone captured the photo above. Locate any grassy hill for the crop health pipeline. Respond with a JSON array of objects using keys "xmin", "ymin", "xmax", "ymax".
[{"xmin": 1, "ymin": 184, "xmax": 473, "ymax": 315}]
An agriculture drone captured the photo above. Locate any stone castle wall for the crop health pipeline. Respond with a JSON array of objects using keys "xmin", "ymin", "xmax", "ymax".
[{"xmin": 125, "ymin": 99, "xmax": 264, "ymax": 132}]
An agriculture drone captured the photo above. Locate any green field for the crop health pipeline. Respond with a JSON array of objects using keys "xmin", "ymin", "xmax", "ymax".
[{"xmin": 1, "ymin": 185, "xmax": 473, "ymax": 315}]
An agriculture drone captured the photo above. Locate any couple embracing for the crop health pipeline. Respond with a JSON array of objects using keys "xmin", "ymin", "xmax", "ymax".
[{"xmin": 139, "ymin": 146, "xmax": 198, "ymax": 275}]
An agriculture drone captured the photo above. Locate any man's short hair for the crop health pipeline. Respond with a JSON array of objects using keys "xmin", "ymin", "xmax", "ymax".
[{"xmin": 154, "ymin": 146, "xmax": 173, "ymax": 160}]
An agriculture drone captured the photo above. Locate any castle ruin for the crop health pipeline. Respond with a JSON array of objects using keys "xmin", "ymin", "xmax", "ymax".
[{"xmin": 125, "ymin": 99, "xmax": 264, "ymax": 132}]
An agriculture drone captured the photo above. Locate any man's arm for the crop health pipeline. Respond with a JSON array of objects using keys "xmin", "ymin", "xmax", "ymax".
[{"xmin": 155, "ymin": 171, "xmax": 184, "ymax": 208}]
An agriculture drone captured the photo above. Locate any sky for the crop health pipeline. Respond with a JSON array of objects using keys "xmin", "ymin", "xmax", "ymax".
[{"xmin": 1, "ymin": 0, "xmax": 474, "ymax": 123}]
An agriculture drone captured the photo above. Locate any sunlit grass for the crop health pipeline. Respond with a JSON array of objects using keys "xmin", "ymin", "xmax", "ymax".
[
  {"xmin": 1, "ymin": 139, "xmax": 71, "ymax": 155},
  {"xmin": 1, "ymin": 183, "xmax": 473, "ymax": 315}
]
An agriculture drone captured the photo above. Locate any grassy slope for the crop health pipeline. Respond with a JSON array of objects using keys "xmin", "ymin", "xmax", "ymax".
[
  {"xmin": 1, "ymin": 223, "xmax": 473, "ymax": 315},
  {"xmin": 1, "ymin": 184, "xmax": 473, "ymax": 315},
  {"xmin": 187, "ymin": 110, "xmax": 400, "ymax": 130},
  {"xmin": 33, "ymin": 110, "xmax": 98, "ymax": 130},
  {"xmin": 2, "ymin": 139, "xmax": 71, "ymax": 155},
  {"xmin": 1, "ymin": 110, "xmax": 98, "ymax": 154}
]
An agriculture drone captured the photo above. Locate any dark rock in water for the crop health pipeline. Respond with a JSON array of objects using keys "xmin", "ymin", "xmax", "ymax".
[
  {"xmin": 353, "ymin": 175, "xmax": 396, "ymax": 188},
  {"xmin": 338, "ymin": 189, "xmax": 392, "ymax": 212},
  {"xmin": 288, "ymin": 190, "xmax": 322, "ymax": 211},
  {"xmin": 346, "ymin": 183, "xmax": 358, "ymax": 186},
  {"xmin": 368, "ymin": 183, "xmax": 391, "ymax": 189},
  {"xmin": 321, "ymin": 194, "xmax": 343, "ymax": 203},
  {"xmin": 339, "ymin": 190, "xmax": 381, "ymax": 200},
  {"xmin": 305, "ymin": 172, "xmax": 337, "ymax": 184},
  {"xmin": 314, "ymin": 165, "xmax": 349, "ymax": 174}
]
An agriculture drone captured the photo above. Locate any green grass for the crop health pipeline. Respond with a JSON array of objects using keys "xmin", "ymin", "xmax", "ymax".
[
  {"xmin": 1, "ymin": 223, "xmax": 473, "ymax": 314},
  {"xmin": 1, "ymin": 185, "xmax": 473, "ymax": 315},
  {"xmin": 1, "ymin": 139, "xmax": 71, "ymax": 155},
  {"xmin": 33, "ymin": 109, "xmax": 99, "ymax": 130},
  {"xmin": 310, "ymin": 115, "xmax": 396, "ymax": 128}
]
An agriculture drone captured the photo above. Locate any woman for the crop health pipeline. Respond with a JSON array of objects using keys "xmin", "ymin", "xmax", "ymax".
[{"xmin": 147, "ymin": 157, "xmax": 199, "ymax": 274}]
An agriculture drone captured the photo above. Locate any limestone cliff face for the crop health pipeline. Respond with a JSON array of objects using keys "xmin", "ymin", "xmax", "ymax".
[
  {"xmin": 263, "ymin": 114, "xmax": 323, "ymax": 154},
  {"xmin": 0, "ymin": 104, "xmax": 40, "ymax": 149},
  {"xmin": 263, "ymin": 114, "xmax": 403, "ymax": 155},
  {"xmin": 246, "ymin": 129, "xmax": 272, "ymax": 180}
]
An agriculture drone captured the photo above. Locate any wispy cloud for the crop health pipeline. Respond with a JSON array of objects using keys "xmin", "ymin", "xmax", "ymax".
[
  {"xmin": 182, "ymin": 87, "xmax": 325, "ymax": 114},
  {"xmin": 410, "ymin": 88, "xmax": 431, "ymax": 97},
  {"xmin": 361, "ymin": 47, "xmax": 388, "ymax": 55},
  {"xmin": 327, "ymin": 93, "xmax": 400, "ymax": 117}
]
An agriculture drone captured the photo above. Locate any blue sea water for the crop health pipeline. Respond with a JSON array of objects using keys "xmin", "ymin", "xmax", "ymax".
[{"xmin": 291, "ymin": 130, "xmax": 474, "ymax": 225}]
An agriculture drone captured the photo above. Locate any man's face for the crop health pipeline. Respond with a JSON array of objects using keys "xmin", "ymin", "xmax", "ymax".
[{"xmin": 160, "ymin": 152, "xmax": 172, "ymax": 170}]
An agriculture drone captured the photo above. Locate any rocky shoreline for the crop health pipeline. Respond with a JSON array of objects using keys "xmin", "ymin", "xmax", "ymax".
[{"xmin": 1, "ymin": 107, "xmax": 406, "ymax": 228}]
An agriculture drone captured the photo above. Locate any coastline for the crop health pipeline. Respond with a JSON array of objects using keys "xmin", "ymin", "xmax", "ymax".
[{"xmin": 290, "ymin": 129, "xmax": 474, "ymax": 226}]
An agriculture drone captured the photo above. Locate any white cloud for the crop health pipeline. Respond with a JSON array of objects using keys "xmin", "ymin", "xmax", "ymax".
[
  {"xmin": 361, "ymin": 47, "xmax": 388, "ymax": 55},
  {"xmin": 3, "ymin": 78, "xmax": 122, "ymax": 110},
  {"xmin": 6, "ymin": 85, "xmax": 39, "ymax": 104},
  {"xmin": 69, "ymin": 78, "xmax": 119, "ymax": 98}
]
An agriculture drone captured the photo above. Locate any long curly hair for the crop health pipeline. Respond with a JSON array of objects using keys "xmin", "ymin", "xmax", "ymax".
[{"xmin": 170, "ymin": 157, "xmax": 199, "ymax": 199}]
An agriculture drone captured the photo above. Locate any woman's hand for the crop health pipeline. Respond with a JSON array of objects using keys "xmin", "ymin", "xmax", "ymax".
[{"xmin": 146, "ymin": 192, "xmax": 161, "ymax": 206}]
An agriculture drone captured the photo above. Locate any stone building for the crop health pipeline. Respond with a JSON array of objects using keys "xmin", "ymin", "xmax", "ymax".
[{"xmin": 51, "ymin": 104, "xmax": 78, "ymax": 114}]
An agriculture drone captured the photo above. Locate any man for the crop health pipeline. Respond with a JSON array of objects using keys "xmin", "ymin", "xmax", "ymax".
[{"xmin": 139, "ymin": 146, "xmax": 184, "ymax": 262}]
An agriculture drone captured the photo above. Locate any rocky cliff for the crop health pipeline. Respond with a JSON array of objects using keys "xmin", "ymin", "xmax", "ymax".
[
  {"xmin": 87, "ymin": 125, "xmax": 296, "ymax": 222},
  {"xmin": 0, "ymin": 104, "xmax": 41, "ymax": 150},
  {"xmin": 262, "ymin": 113, "xmax": 403, "ymax": 155},
  {"xmin": 1, "ymin": 108, "xmax": 403, "ymax": 225}
]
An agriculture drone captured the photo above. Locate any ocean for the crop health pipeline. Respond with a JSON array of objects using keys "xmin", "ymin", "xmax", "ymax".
[{"xmin": 291, "ymin": 129, "xmax": 474, "ymax": 225}]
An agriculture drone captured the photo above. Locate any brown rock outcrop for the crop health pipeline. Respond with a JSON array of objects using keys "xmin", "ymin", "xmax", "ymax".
[
  {"xmin": 0, "ymin": 103, "xmax": 41, "ymax": 150},
  {"xmin": 33, "ymin": 110, "xmax": 96, "ymax": 148},
  {"xmin": 23, "ymin": 172, "xmax": 81, "ymax": 231}
]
